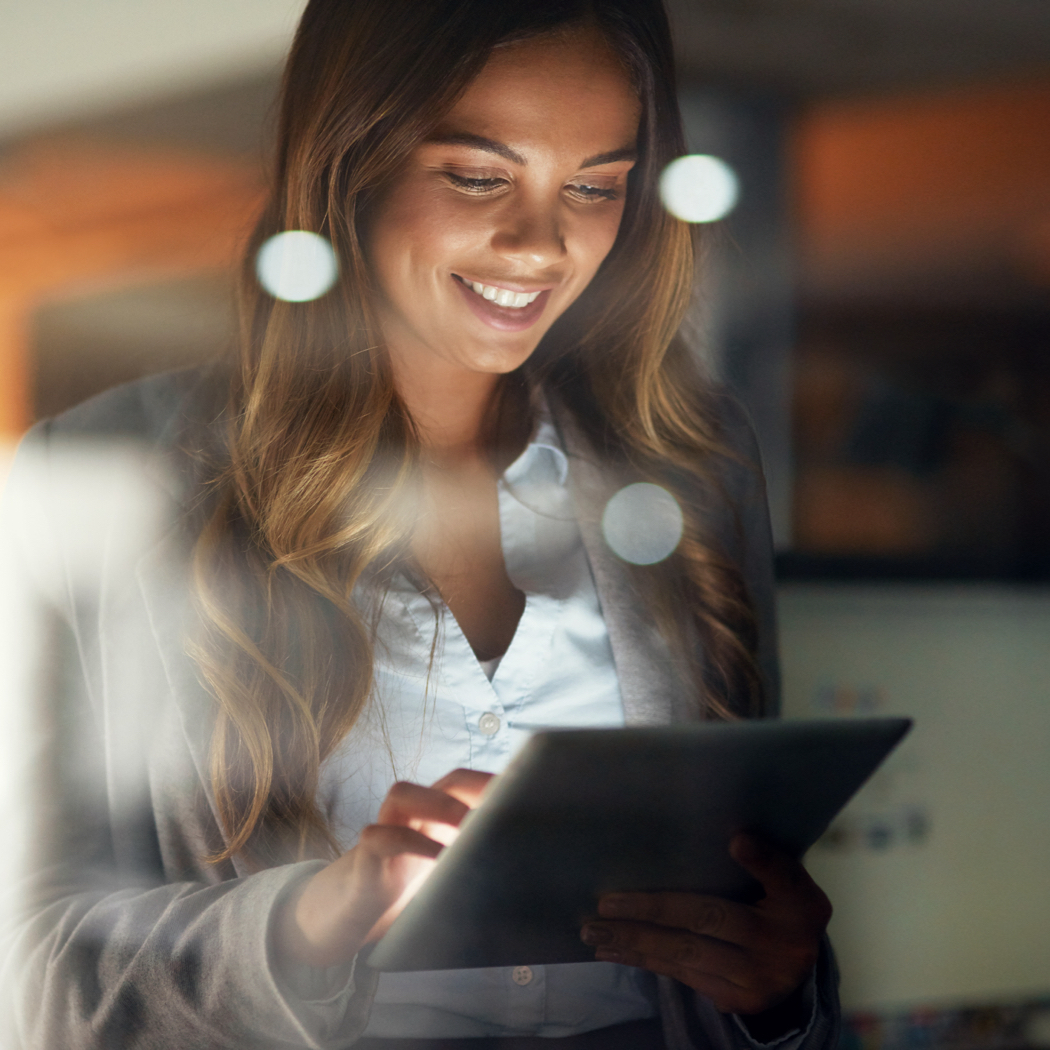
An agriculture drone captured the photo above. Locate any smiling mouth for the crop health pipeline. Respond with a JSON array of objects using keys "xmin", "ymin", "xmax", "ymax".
[
  {"xmin": 454, "ymin": 275, "xmax": 545, "ymax": 309},
  {"xmin": 451, "ymin": 273, "xmax": 552, "ymax": 332}
]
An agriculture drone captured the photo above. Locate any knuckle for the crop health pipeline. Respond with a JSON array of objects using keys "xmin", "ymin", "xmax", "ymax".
[
  {"xmin": 670, "ymin": 936, "xmax": 705, "ymax": 968},
  {"xmin": 689, "ymin": 899, "xmax": 728, "ymax": 936},
  {"xmin": 358, "ymin": 823, "xmax": 387, "ymax": 848},
  {"xmin": 632, "ymin": 895, "xmax": 660, "ymax": 922}
]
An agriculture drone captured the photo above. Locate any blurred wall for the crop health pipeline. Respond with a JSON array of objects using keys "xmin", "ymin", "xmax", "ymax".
[
  {"xmin": 0, "ymin": 0, "xmax": 303, "ymax": 137},
  {"xmin": 781, "ymin": 584, "xmax": 1050, "ymax": 1011}
]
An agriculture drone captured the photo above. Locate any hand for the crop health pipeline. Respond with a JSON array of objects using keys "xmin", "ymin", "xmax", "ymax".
[
  {"xmin": 275, "ymin": 768, "xmax": 494, "ymax": 968},
  {"xmin": 580, "ymin": 833, "xmax": 831, "ymax": 1019}
]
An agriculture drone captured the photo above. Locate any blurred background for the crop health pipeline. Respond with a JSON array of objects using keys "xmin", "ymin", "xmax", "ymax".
[{"xmin": 0, "ymin": 1, "xmax": 1048, "ymax": 1046}]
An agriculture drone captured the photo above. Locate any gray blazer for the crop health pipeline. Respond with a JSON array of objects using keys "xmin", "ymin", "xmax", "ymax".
[{"xmin": 0, "ymin": 368, "xmax": 839, "ymax": 1050}]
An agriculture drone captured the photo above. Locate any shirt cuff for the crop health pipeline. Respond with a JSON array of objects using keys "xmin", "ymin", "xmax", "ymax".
[
  {"xmin": 266, "ymin": 861, "xmax": 367, "ymax": 1027},
  {"xmin": 277, "ymin": 954, "xmax": 359, "ymax": 1005},
  {"xmin": 731, "ymin": 970, "xmax": 817, "ymax": 1050}
]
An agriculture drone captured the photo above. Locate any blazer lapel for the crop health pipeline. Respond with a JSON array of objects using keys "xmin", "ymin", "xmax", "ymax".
[
  {"xmin": 133, "ymin": 365, "xmax": 235, "ymax": 852},
  {"xmin": 136, "ymin": 524, "xmax": 231, "ymax": 845},
  {"xmin": 554, "ymin": 406, "xmax": 698, "ymax": 727}
]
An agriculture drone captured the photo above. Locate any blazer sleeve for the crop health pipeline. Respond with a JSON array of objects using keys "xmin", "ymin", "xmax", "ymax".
[
  {"xmin": 0, "ymin": 422, "xmax": 379, "ymax": 1050},
  {"xmin": 665, "ymin": 394, "xmax": 841, "ymax": 1050},
  {"xmin": 660, "ymin": 937, "xmax": 841, "ymax": 1050}
]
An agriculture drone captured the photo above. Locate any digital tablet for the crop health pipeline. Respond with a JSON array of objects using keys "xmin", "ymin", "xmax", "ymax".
[{"xmin": 368, "ymin": 716, "xmax": 912, "ymax": 972}]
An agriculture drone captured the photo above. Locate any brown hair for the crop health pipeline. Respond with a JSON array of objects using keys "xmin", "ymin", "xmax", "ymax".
[{"xmin": 191, "ymin": 0, "xmax": 763, "ymax": 866}]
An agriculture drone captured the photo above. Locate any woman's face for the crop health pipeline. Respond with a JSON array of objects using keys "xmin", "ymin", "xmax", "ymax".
[{"xmin": 368, "ymin": 29, "xmax": 640, "ymax": 383}]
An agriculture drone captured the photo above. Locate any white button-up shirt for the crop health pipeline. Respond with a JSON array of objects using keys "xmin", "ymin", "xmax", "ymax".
[{"xmin": 318, "ymin": 415, "xmax": 660, "ymax": 1038}]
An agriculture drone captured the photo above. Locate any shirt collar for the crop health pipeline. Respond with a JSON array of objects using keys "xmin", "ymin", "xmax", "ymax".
[{"xmin": 502, "ymin": 400, "xmax": 569, "ymax": 489}]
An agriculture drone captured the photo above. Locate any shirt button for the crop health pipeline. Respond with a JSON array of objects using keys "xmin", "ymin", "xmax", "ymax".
[
  {"xmin": 478, "ymin": 712, "xmax": 501, "ymax": 736},
  {"xmin": 512, "ymin": 966, "xmax": 533, "ymax": 986}
]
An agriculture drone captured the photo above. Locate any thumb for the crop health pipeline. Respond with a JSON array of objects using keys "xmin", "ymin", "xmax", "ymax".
[{"xmin": 729, "ymin": 832, "xmax": 811, "ymax": 901}]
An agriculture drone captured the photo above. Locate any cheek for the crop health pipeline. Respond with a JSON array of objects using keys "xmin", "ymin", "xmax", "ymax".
[
  {"xmin": 372, "ymin": 185, "xmax": 486, "ymax": 295},
  {"xmin": 574, "ymin": 204, "xmax": 628, "ymax": 283},
  {"xmin": 367, "ymin": 198, "xmax": 404, "ymax": 302}
]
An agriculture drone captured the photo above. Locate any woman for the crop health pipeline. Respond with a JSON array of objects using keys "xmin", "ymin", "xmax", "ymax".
[{"xmin": 0, "ymin": 1, "xmax": 838, "ymax": 1047}]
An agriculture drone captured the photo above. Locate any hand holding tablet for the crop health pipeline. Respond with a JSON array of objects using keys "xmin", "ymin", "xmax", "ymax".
[{"xmin": 583, "ymin": 830, "xmax": 832, "ymax": 1022}]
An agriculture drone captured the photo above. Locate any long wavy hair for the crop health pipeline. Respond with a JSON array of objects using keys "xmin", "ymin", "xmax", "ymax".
[{"xmin": 190, "ymin": 0, "xmax": 764, "ymax": 866}]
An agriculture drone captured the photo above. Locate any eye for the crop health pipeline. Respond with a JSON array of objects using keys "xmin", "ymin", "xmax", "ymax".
[
  {"xmin": 445, "ymin": 172, "xmax": 507, "ymax": 195},
  {"xmin": 567, "ymin": 181, "xmax": 621, "ymax": 203}
]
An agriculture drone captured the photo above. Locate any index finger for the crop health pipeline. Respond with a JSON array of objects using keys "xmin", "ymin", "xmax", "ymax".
[
  {"xmin": 377, "ymin": 780, "xmax": 470, "ymax": 830},
  {"xmin": 431, "ymin": 768, "xmax": 496, "ymax": 808},
  {"xmin": 596, "ymin": 891, "xmax": 760, "ymax": 948}
]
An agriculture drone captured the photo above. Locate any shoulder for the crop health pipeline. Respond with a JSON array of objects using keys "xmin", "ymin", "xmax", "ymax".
[
  {"xmin": 39, "ymin": 364, "xmax": 226, "ymax": 451},
  {"xmin": 548, "ymin": 380, "xmax": 759, "ymax": 466},
  {"xmin": 708, "ymin": 388, "xmax": 762, "ymax": 465},
  {"xmin": 9, "ymin": 365, "xmax": 228, "ymax": 534},
  {"xmin": 705, "ymin": 388, "xmax": 768, "ymax": 518},
  {"xmin": 549, "ymin": 381, "xmax": 769, "ymax": 554}
]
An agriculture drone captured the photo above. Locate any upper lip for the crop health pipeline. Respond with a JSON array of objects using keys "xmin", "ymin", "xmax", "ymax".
[{"xmin": 453, "ymin": 273, "xmax": 557, "ymax": 294}]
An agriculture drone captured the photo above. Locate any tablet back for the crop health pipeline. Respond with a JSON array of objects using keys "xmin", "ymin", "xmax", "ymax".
[{"xmin": 368, "ymin": 716, "xmax": 911, "ymax": 972}]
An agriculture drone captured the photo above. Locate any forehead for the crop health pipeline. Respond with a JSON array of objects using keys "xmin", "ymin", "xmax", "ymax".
[{"xmin": 436, "ymin": 30, "xmax": 641, "ymax": 153}]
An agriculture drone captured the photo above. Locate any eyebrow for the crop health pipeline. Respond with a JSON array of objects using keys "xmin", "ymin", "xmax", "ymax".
[
  {"xmin": 580, "ymin": 146, "xmax": 637, "ymax": 167},
  {"xmin": 427, "ymin": 133, "xmax": 637, "ymax": 169}
]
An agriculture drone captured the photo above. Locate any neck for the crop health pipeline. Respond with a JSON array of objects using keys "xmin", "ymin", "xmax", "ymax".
[{"xmin": 391, "ymin": 355, "xmax": 501, "ymax": 466}]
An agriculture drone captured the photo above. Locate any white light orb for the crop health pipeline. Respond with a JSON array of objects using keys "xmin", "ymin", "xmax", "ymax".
[
  {"xmin": 659, "ymin": 154, "xmax": 740, "ymax": 223},
  {"xmin": 255, "ymin": 230, "xmax": 338, "ymax": 302},
  {"xmin": 601, "ymin": 483, "xmax": 684, "ymax": 566}
]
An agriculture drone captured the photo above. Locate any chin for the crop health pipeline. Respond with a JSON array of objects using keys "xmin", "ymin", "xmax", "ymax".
[{"xmin": 465, "ymin": 342, "xmax": 541, "ymax": 375}]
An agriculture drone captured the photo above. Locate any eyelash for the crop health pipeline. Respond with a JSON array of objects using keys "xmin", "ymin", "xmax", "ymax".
[{"xmin": 444, "ymin": 172, "xmax": 619, "ymax": 202}]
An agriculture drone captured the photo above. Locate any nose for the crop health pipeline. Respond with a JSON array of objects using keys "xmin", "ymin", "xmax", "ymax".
[{"xmin": 490, "ymin": 193, "xmax": 566, "ymax": 270}]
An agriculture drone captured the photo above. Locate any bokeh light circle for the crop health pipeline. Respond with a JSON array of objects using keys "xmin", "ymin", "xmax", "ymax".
[
  {"xmin": 601, "ymin": 483, "xmax": 684, "ymax": 565},
  {"xmin": 659, "ymin": 154, "xmax": 740, "ymax": 223},
  {"xmin": 255, "ymin": 230, "xmax": 338, "ymax": 302}
]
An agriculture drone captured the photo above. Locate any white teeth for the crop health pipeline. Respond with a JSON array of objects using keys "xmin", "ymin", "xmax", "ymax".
[{"xmin": 466, "ymin": 280, "xmax": 542, "ymax": 308}]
